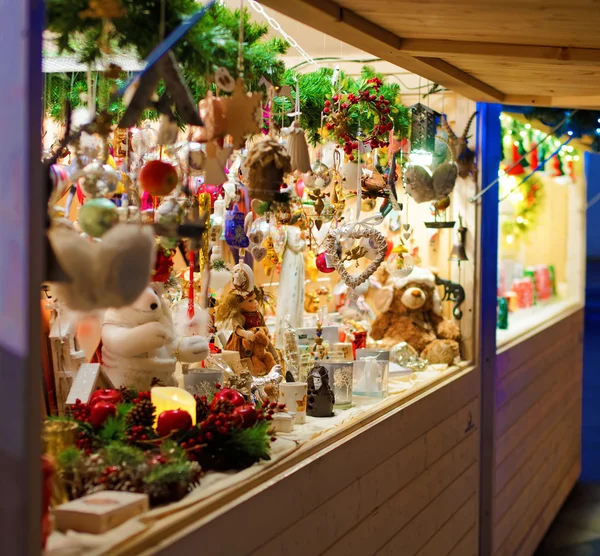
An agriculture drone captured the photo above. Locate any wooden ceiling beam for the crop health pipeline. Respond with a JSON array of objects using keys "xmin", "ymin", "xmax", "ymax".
[
  {"xmin": 504, "ymin": 94, "xmax": 600, "ymax": 110},
  {"xmin": 399, "ymin": 39, "xmax": 600, "ymax": 65},
  {"xmin": 258, "ymin": 0, "xmax": 505, "ymax": 103}
]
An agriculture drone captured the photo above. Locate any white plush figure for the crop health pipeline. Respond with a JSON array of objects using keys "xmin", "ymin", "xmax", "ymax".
[{"xmin": 102, "ymin": 284, "xmax": 209, "ymax": 390}]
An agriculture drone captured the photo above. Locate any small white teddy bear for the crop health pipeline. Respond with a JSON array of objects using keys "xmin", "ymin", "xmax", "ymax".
[{"xmin": 102, "ymin": 284, "xmax": 209, "ymax": 390}]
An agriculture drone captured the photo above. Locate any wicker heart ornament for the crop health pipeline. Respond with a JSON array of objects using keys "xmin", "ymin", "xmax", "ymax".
[{"xmin": 325, "ymin": 225, "xmax": 387, "ymax": 289}]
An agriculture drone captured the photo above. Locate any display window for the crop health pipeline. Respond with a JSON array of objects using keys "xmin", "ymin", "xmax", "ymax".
[
  {"xmin": 496, "ymin": 113, "xmax": 586, "ymax": 348},
  {"xmin": 40, "ymin": 2, "xmax": 481, "ymax": 552}
]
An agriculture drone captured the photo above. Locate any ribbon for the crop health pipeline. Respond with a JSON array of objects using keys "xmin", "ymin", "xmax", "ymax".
[{"xmin": 336, "ymin": 213, "xmax": 384, "ymax": 240}]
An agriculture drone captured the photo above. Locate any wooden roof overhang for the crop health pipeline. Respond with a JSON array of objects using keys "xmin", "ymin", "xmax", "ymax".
[{"xmin": 259, "ymin": 0, "xmax": 600, "ymax": 109}]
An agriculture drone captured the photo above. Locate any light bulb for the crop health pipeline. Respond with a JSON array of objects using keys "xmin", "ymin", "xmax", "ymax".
[
  {"xmin": 525, "ymin": 123, "xmax": 531, "ymax": 130},
  {"xmin": 506, "ymin": 235, "xmax": 514, "ymax": 244}
]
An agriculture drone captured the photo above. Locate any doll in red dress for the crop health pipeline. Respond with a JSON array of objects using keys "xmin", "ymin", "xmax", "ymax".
[{"xmin": 215, "ymin": 263, "xmax": 278, "ymax": 370}]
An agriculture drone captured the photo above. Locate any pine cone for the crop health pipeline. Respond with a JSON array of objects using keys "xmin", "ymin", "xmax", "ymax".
[
  {"xmin": 194, "ymin": 395, "xmax": 210, "ymax": 423},
  {"xmin": 119, "ymin": 386, "xmax": 137, "ymax": 404},
  {"xmin": 127, "ymin": 399, "xmax": 156, "ymax": 428}
]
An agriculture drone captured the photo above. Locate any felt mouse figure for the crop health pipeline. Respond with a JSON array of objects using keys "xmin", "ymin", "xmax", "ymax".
[
  {"xmin": 102, "ymin": 283, "xmax": 209, "ymax": 389},
  {"xmin": 242, "ymin": 329, "xmax": 277, "ymax": 377}
]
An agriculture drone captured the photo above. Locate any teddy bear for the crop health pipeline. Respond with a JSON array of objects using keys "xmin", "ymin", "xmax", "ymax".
[
  {"xmin": 101, "ymin": 284, "xmax": 210, "ymax": 390},
  {"xmin": 370, "ymin": 267, "xmax": 460, "ymax": 365},
  {"xmin": 242, "ymin": 329, "xmax": 277, "ymax": 377}
]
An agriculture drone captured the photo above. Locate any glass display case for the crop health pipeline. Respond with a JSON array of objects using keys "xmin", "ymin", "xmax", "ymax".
[{"xmin": 496, "ymin": 113, "xmax": 586, "ymax": 347}]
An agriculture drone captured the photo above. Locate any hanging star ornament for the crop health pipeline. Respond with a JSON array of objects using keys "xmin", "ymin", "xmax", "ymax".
[
  {"xmin": 222, "ymin": 78, "xmax": 262, "ymax": 149},
  {"xmin": 203, "ymin": 141, "xmax": 233, "ymax": 185}
]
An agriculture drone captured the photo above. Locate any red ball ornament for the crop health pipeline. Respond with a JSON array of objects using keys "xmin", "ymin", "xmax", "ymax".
[
  {"xmin": 89, "ymin": 402, "xmax": 117, "ymax": 428},
  {"xmin": 211, "ymin": 388, "xmax": 245, "ymax": 410},
  {"xmin": 139, "ymin": 160, "xmax": 178, "ymax": 196},
  {"xmin": 233, "ymin": 404, "xmax": 258, "ymax": 428},
  {"xmin": 156, "ymin": 409, "xmax": 193, "ymax": 437},
  {"xmin": 89, "ymin": 389, "xmax": 121, "ymax": 408},
  {"xmin": 316, "ymin": 252, "xmax": 335, "ymax": 273}
]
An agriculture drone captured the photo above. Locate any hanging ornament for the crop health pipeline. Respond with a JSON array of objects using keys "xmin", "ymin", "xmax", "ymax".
[
  {"xmin": 193, "ymin": 91, "xmax": 227, "ymax": 143},
  {"xmin": 386, "ymin": 242, "xmax": 414, "ymax": 277},
  {"xmin": 449, "ymin": 215, "xmax": 469, "ymax": 264},
  {"xmin": 222, "ymin": 78, "xmax": 262, "ymax": 149},
  {"xmin": 78, "ymin": 198, "xmax": 119, "ymax": 237},
  {"xmin": 156, "ymin": 114, "xmax": 180, "ymax": 146},
  {"xmin": 285, "ymin": 121, "xmax": 311, "ymax": 173},
  {"xmin": 263, "ymin": 237, "xmax": 279, "ymax": 276},
  {"xmin": 243, "ymin": 139, "xmax": 292, "ymax": 201},
  {"xmin": 304, "ymin": 160, "xmax": 332, "ymax": 192},
  {"xmin": 224, "ymin": 204, "xmax": 250, "ymax": 249},
  {"xmin": 530, "ymin": 142, "xmax": 539, "ymax": 170},
  {"xmin": 551, "ymin": 153, "xmax": 564, "ymax": 176},
  {"xmin": 119, "ymin": 52, "xmax": 202, "ymax": 130},
  {"xmin": 324, "ymin": 77, "xmax": 392, "ymax": 156},
  {"xmin": 215, "ymin": 67, "xmax": 236, "ymax": 92},
  {"xmin": 203, "ymin": 141, "xmax": 233, "ymax": 186},
  {"xmin": 139, "ymin": 160, "xmax": 178, "ymax": 196},
  {"xmin": 198, "ymin": 192, "xmax": 211, "ymax": 271},
  {"xmin": 325, "ymin": 218, "xmax": 387, "ymax": 289},
  {"xmin": 316, "ymin": 251, "xmax": 336, "ymax": 273},
  {"xmin": 155, "ymin": 197, "xmax": 184, "ymax": 249}
]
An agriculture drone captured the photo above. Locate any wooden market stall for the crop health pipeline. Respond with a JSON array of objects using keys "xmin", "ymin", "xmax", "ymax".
[
  {"xmin": 41, "ymin": 2, "xmax": 486, "ymax": 555},
  {"xmin": 12, "ymin": 1, "xmax": 598, "ymax": 555},
  {"xmin": 252, "ymin": 3, "xmax": 594, "ymax": 554}
]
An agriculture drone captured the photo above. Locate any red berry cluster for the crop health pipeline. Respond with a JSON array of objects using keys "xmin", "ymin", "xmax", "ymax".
[
  {"xmin": 75, "ymin": 431, "xmax": 93, "ymax": 454},
  {"xmin": 97, "ymin": 465, "xmax": 120, "ymax": 485},
  {"xmin": 69, "ymin": 399, "xmax": 91, "ymax": 423},
  {"xmin": 125, "ymin": 425, "xmax": 157, "ymax": 445},
  {"xmin": 324, "ymin": 78, "xmax": 392, "ymax": 158},
  {"xmin": 134, "ymin": 391, "xmax": 152, "ymax": 402}
]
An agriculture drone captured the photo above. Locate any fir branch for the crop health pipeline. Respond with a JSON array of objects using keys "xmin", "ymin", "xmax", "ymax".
[
  {"xmin": 103, "ymin": 442, "xmax": 146, "ymax": 466},
  {"xmin": 57, "ymin": 446, "xmax": 83, "ymax": 469},
  {"xmin": 97, "ymin": 414, "xmax": 128, "ymax": 444},
  {"xmin": 226, "ymin": 421, "xmax": 271, "ymax": 461}
]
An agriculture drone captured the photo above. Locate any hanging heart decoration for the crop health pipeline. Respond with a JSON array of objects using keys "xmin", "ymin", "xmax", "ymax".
[{"xmin": 324, "ymin": 216, "xmax": 387, "ymax": 289}]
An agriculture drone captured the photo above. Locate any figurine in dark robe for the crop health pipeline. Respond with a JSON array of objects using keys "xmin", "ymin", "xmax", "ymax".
[{"xmin": 307, "ymin": 365, "xmax": 335, "ymax": 417}]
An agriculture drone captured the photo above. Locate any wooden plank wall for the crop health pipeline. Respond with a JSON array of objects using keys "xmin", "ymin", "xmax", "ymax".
[
  {"xmin": 155, "ymin": 368, "xmax": 480, "ymax": 556},
  {"xmin": 492, "ymin": 309, "xmax": 584, "ymax": 555}
]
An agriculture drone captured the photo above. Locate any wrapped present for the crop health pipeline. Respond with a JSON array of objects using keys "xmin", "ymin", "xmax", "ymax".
[
  {"xmin": 534, "ymin": 265, "xmax": 553, "ymax": 301},
  {"xmin": 512, "ymin": 278, "xmax": 534, "ymax": 309}
]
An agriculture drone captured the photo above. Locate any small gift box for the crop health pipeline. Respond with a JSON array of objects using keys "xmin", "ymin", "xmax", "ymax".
[
  {"xmin": 353, "ymin": 350, "xmax": 390, "ymax": 398},
  {"xmin": 321, "ymin": 361, "xmax": 354, "ymax": 409},
  {"xmin": 534, "ymin": 265, "xmax": 552, "ymax": 301},
  {"xmin": 53, "ymin": 491, "xmax": 149, "ymax": 534}
]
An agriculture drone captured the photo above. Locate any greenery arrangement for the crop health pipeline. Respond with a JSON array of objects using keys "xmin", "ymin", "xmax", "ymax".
[
  {"xmin": 50, "ymin": 385, "xmax": 274, "ymax": 506},
  {"xmin": 44, "ymin": 2, "xmax": 289, "ymax": 121},
  {"xmin": 272, "ymin": 66, "xmax": 410, "ymax": 145}
]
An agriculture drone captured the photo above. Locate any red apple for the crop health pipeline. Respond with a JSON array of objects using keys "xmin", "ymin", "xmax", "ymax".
[
  {"xmin": 89, "ymin": 402, "xmax": 117, "ymax": 428},
  {"xmin": 211, "ymin": 388, "xmax": 245, "ymax": 410},
  {"xmin": 233, "ymin": 404, "xmax": 258, "ymax": 428},
  {"xmin": 89, "ymin": 389, "xmax": 121, "ymax": 408},
  {"xmin": 139, "ymin": 160, "xmax": 178, "ymax": 196},
  {"xmin": 156, "ymin": 409, "xmax": 193, "ymax": 437}
]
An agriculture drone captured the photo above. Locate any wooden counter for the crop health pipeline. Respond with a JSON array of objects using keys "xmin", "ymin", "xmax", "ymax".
[
  {"xmin": 490, "ymin": 308, "xmax": 584, "ymax": 555},
  {"xmin": 104, "ymin": 366, "xmax": 480, "ymax": 556}
]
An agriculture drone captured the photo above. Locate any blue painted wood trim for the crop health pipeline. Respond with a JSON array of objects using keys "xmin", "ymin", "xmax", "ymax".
[{"xmin": 477, "ymin": 102, "xmax": 502, "ymax": 555}]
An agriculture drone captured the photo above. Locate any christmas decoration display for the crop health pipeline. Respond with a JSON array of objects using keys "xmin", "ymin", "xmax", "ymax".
[{"xmin": 39, "ymin": 0, "xmax": 480, "ymax": 536}]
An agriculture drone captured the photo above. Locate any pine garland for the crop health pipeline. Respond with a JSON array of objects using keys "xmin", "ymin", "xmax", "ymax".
[{"xmin": 44, "ymin": 2, "xmax": 289, "ymax": 122}]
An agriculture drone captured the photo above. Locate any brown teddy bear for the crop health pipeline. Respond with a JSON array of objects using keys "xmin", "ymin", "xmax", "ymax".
[
  {"xmin": 370, "ymin": 267, "xmax": 460, "ymax": 365},
  {"xmin": 242, "ymin": 329, "xmax": 277, "ymax": 377}
]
